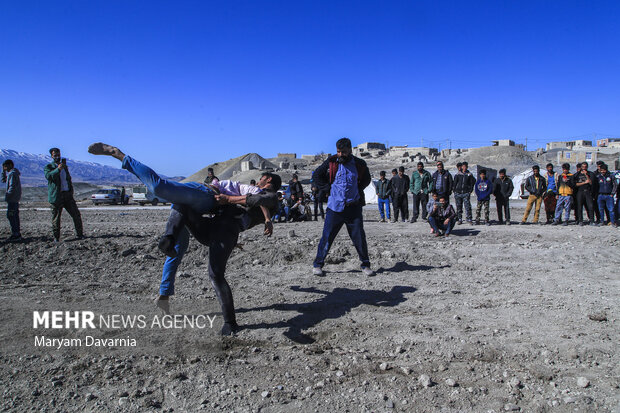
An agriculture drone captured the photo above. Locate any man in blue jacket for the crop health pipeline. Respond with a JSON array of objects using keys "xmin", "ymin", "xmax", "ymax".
[
  {"xmin": 474, "ymin": 169, "xmax": 493, "ymax": 225},
  {"xmin": 312, "ymin": 138, "xmax": 373, "ymax": 277},
  {"xmin": 2, "ymin": 159, "xmax": 22, "ymax": 240}
]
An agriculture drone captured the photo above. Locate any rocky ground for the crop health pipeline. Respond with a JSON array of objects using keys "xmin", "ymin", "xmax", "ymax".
[{"xmin": 0, "ymin": 202, "xmax": 618, "ymax": 412}]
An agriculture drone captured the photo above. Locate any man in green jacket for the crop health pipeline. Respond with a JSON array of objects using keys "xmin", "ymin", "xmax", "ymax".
[
  {"xmin": 44, "ymin": 147, "xmax": 84, "ymax": 241},
  {"xmin": 409, "ymin": 162, "xmax": 432, "ymax": 222}
]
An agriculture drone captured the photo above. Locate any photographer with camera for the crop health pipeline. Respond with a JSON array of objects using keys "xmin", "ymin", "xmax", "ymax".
[{"xmin": 44, "ymin": 148, "xmax": 84, "ymax": 242}]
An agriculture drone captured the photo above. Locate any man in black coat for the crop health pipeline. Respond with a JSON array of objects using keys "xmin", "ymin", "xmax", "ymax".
[
  {"xmin": 431, "ymin": 161, "xmax": 453, "ymax": 200},
  {"xmin": 493, "ymin": 168, "xmax": 514, "ymax": 224},
  {"xmin": 390, "ymin": 166, "xmax": 410, "ymax": 222}
]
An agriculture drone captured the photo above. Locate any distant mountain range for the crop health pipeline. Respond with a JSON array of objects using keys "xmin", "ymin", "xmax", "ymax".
[{"xmin": 0, "ymin": 149, "xmax": 184, "ymax": 187}]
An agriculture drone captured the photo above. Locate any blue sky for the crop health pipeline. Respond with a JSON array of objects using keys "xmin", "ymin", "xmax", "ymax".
[{"xmin": 1, "ymin": 1, "xmax": 619, "ymax": 176}]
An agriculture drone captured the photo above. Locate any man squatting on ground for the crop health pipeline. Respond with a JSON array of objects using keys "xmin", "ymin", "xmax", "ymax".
[
  {"xmin": 2, "ymin": 159, "xmax": 22, "ymax": 240},
  {"xmin": 312, "ymin": 138, "xmax": 374, "ymax": 277},
  {"xmin": 428, "ymin": 195, "xmax": 457, "ymax": 237},
  {"xmin": 88, "ymin": 142, "xmax": 280, "ymax": 336},
  {"xmin": 44, "ymin": 147, "xmax": 84, "ymax": 241}
]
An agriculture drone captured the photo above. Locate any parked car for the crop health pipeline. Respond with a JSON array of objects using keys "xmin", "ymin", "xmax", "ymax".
[
  {"xmin": 91, "ymin": 189, "xmax": 128, "ymax": 205},
  {"xmin": 132, "ymin": 185, "xmax": 169, "ymax": 206}
]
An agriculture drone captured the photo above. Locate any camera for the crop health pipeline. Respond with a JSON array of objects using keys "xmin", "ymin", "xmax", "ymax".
[{"xmin": 61, "ymin": 158, "xmax": 67, "ymax": 165}]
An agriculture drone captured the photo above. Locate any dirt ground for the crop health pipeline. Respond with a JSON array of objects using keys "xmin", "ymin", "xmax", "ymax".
[{"xmin": 0, "ymin": 201, "xmax": 618, "ymax": 412}]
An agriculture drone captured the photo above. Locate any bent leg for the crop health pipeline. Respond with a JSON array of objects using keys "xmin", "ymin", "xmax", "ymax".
[{"xmin": 428, "ymin": 216, "xmax": 439, "ymax": 233}]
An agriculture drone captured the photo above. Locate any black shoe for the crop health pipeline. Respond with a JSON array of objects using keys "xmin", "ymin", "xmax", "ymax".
[
  {"xmin": 158, "ymin": 235, "xmax": 177, "ymax": 258},
  {"xmin": 578, "ymin": 222, "xmax": 585, "ymax": 226},
  {"xmin": 409, "ymin": 219, "xmax": 417, "ymax": 223},
  {"xmin": 485, "ymin": 221, "xmax": 490, "ymax": 226},
  {"xmin": 221, "ymin": 322, "xmax": 240, "ymax": 336},
  {"xmin": 552, "ymin": 221, "xmax": 559, "ymax": 226},
  {"xmin": 562, "ymin": 221, "xmax": 568, "ymax": 226}
]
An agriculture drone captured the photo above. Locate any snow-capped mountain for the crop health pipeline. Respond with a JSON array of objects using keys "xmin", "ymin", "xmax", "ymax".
[{"xmin": 0, "ymin": 149, "xmax": 183, "ymax": 187}]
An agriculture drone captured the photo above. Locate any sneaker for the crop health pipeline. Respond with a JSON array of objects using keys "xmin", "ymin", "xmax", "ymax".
[
  {"xmin": 380, "ymin": 218, "xmax": 386, "ymax": 222},
  {"xmin": 467, "ymin": 220, "xmax": 473, "ymax": 225},
  {"xmin": 579, "ymin": 222, "xmax": 585, "ymax": 226},
  {"xmin": 158, "ymin": 235, "xmax": 177, "ymax": 258},
  {"xmin": 312, "ymin": 267, "xmax": 324, "ymax": 276},
  {"xmin": 612, "ymin": 223, "xmax": 618, "ymax": 228},
  {"xmin": 457, "ymin": 220, "xmax": 463, "ymax": 225},
  {"xmin": 221, "ymin": 322, "xmax": 240, "ymax": 336},
  {"xmin": 362, "ymin": 267, "xmax": 375, "ymax": 277},
  {"xmin": 444, "ymin": 233, "xmax": 450, "ymax": 238},
  {"xmin": 551, "ymin": 221, "xmax": 559, "ymax": 226},
  {"xmin": 506, "ymin": 221, "xmax": 511, "ymax": 226},
  {"xmin": 409, "ymin": 219, "xmax": 417, "ymax": 223},
  {"xmin": 589, "ymin": 222, "xmax": 597, "ymax": 226},
  {"xmin": 485, "ymin": 221, "xmax": 490, "ymax": 226},
  {"xmin": 519, "ymin": 222, "xmax": 525, "ymax": 225},
  {"xmin": 596, "ymin": 222, "xmax": 603, "ymax": 227}
]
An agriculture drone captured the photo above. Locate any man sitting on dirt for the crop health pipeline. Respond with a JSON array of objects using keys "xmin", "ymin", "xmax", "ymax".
[
  {"xmin": 88, "ymin": 142, "xmax": 281, "ymax": 336},
  {"xmin": 428, "ymin": 195, "xmax": 457, "ymax": 237}
]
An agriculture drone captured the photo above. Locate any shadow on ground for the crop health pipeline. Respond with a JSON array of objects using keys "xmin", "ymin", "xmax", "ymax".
[
  {"xmin": 375, "ymin": 262, "xmax": 450, "ymax": 274},
  {"xmin": 238, "ymin": 285, "xmax": 417, "ymax": 344}
]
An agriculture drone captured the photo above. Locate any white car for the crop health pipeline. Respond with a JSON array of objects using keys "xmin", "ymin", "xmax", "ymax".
[
  {"xmin": 91, "ymin": 189, "xmax": 127, "ymax": 205},
  {"xmin": 132, "ymin": 186, "xmax": 169, "ymax": 206}
]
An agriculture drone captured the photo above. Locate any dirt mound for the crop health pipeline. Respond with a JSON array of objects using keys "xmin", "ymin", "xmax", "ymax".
[
  {"xmin": 183, "ymin": 153, "xmax": 278, "ymax": 183},
  {"xmin": 447, "ymin": 146, "xmax": 537, "ymax": 171}
]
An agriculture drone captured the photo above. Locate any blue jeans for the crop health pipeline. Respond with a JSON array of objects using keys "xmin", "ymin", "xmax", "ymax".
[
  {"xmin": 428, "ymin": 216, "xmax": 455, "ymax": 235},
  {"xmin": 7, "ymin": 202, "xmax": 20, "ymax": 236},
  {"xmin": 159, "ymin": 226, "xmax": 190, "ymax": 296},
  {"xmin": 598, "ymin": 194, "xmax": 616, "ymax": 223},
  {"xmin": 554, "ymin": 195, "xmax": 572, "ymax": 222},
  {"xmin": 313, "ymin": 205, "xmax": 370, "ymax": 269},
  {"xmin": 378, "ymin": 197, "xmax": 390, "ymax": 220},
  {"xmin": 122, "ymin": 155, "xmax": 217, "ymax": 214}
]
